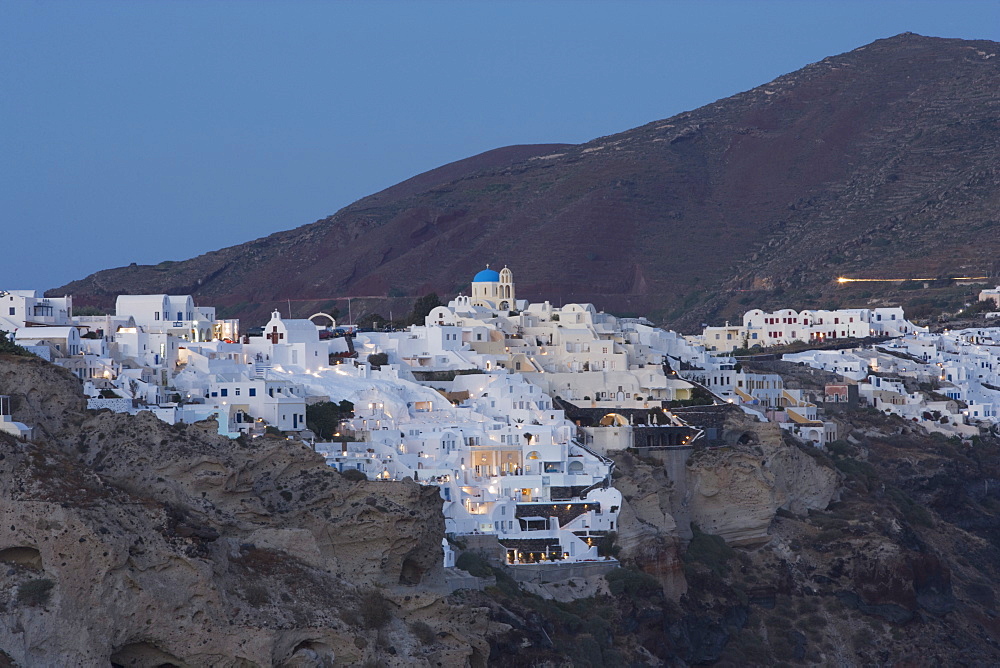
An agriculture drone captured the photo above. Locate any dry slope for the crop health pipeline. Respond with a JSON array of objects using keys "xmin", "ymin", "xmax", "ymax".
[{"xmin": 53, "ymin": 33, "xmax": 1000, "ymax": 330}]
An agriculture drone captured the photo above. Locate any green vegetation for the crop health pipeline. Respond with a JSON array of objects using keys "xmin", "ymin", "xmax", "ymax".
[
  {"xmin": 885, "ymin": 485, "xmax": 933, "ymax": 527},
  {"xmin": 604, "ymin": 567, "xmax": 659, "ymax": 597},
  {"xmin": 455, "ymin": 551, "xmax": 493, "ymax": 578},
  {"xmin": 407, "ymin": 293, "xmax": 442, "ymax": 325},
  {"xmin": 684, "ymin": 523, "xmax": 735, "ymax": 575},
  {"xmin": 0, "ymin": 331, "xmax": 31, "ymax": 357},
  {"xmin": 366, "ymin": 352, "xmax": 388, "ymax": 369},
  {"xmin": 356, "ymin": 313, "xmax": 388, "ymax": 329},
  {"xmin": 305, "ymin": 400, "xmax": 354, "ymax": 439},
  {"xmin": 72, "ymin": 305, "xmax": 110, "ymax": 316},
  {"xmin": 340, "ymin": 468, "xmax": 367, "ymax": 482}
]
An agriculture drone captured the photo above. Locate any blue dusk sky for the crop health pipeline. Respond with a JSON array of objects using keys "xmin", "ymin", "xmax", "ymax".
[{"xmin": 2, "ymin": 1, "xmax": 999, "ymax": 291}]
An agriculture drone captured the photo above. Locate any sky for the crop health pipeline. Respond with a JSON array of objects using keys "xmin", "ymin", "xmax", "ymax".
[{"xmin": 3, "ymin": 1, "xmax": 999, "ymax": 291}]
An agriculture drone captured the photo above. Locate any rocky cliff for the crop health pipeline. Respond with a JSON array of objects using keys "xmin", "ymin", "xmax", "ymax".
[
  {"xmin": 465, "ymin": 405, "xmax": 1000, "ymax": 665},
  {"xmin": 5, "ymin": 351, "xmax": 1000, "ymax": 665},
  {"xmin": 0, "ymin": 354, "xmax": 487, "ymax": 666}
]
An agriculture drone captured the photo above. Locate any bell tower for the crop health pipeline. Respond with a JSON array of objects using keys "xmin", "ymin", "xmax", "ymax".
[{"xmin": 498, "ymin": 266, "xmax": 515, "ymax": 311}]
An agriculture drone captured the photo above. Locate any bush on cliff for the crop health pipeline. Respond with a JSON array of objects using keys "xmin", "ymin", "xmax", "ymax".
[
  {"xmin": 0, "ymin": 331, "xmax": 31, "ymax": 357},
  {"xmin": 684, "ymin": 524, "xmax": 735, "ymax": 576},
  {"xmin": 17, "ymin": 578, "xmax": 54, "ymax": 606},
  {"xmin": 340, "ymin": 468, "xmax": 367, "ymax": 482},
  {"xmin": 605, "ymin": 567, "xmax": 660, "ymax": 598}
]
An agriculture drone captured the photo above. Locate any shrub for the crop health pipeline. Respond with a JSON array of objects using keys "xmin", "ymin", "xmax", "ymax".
[
  {"xmin": 341, "ymin": 468, "xmax": 367, "ymax": 482},
  {"xmin": 358, "ymin": 590, "xmax": 392, "ymax": 629},
  {"xmin": 834, "ymin": 457, "xmax": 879, "ymax": 488},
  {"xmin": 596, "ymin": 531, "xmax": 620, "ymax": 558},
  {"xmin": 18, "ymin": 578, "xmax": 54, "ymax": 606},
  {"xmin": 605, "ymin": 567, "xmax": 660, "ymax": 598},
  {"xmin": 410, "ymin": 620, "xmax": 436, "ymax": 645},
  {"xmin": 826, "ymin": 440, "xmax": 857, "ymax": 458},
  {"xmin": 367, "ymin": 352, "xmax": 389, "ymax": 369},
  {"xmin": 0, "ymin": 331, "xmax": 32, "ymax": 357},
  {"xmin": 407, "ymin": 293, "xmax": 442, "ymax": 326},
  {"xmin": 684, "ymin": 524, "xmax": 735, "ymax": 575},
  {"xmin": 455, "ymin": 551, "xmax": 493, "ymax": 578},
  {"xmin": 305, "ymin": 400, "xmax": 354, "ymax": 439},
  {"xmin": 886, "ymin": 486, "xmax": 933, "ymax": 527}
]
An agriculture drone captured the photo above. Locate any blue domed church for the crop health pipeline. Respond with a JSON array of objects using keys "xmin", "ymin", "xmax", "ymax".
[{"xmin": 470, "ymin": 265, "xmax": 517, "ymax": 311}]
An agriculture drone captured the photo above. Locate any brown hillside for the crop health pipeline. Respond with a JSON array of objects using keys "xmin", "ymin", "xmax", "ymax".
[{"xmin": 52, "ymin": 33, "xmax": 1000, "ymax": 330}]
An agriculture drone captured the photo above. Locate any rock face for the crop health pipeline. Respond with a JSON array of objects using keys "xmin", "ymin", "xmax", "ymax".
[
  {"xmin": 687, "ymin": 415, "xmax": 840, "ymax": 544},
  {"xmin": 53, "ymin": 33, "xmax": 1000, "ymax": 330},
  {"xmin": 611, "ymin": 451, "xmax": 687, "ymax": 597},
  {"xmin": 0, "ymin": 354, "xmax": 486, "ymax": 666},
  {"xmin": 612, "ymin": 406, "xmax": 840, "ymax": 600},
  {"xmin": 4, "ymin": 353, "xmax": 1000, "ymax": 664}
]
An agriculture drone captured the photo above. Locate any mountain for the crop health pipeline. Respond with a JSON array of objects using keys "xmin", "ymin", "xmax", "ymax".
[{"xmin": 52, "ymin": 33, "xmax": 1000, "ymax": 330}]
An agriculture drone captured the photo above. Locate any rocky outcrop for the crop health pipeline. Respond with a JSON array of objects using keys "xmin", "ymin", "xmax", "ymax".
[
  {"xmin": 686, "ymin": 412, "xmax": 840, "ymax": 545},
  {"xmin": 0, "ymin": 354, "xmax": 485, "ymax": 665},
  {"xmin": 611, "ymin": 451, "xmax": 686, "ymax": 597},
  {"xmin": 615, "ymin": 407, "xmax": 840, "ymax": 558}
]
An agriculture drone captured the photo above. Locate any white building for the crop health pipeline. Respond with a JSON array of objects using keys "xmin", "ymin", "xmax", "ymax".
[
  {"xmin": 701, "ymin": 306, "xmax": 922, "ymax": 352},
  {"xmin": 0, "ymin": 290, "xmax": 73, "ymax": 332},
  {"xmin": 980, "ymin": 286, "xmax": 1000, "ymax": 307}
]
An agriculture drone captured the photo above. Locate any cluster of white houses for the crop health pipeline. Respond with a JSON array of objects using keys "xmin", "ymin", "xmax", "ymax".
[
  {"xmin": 782, "ymin": 327, "xmax": 1000, "ymax": 436},
  {"xmin": 701, "ymin": 306, "xmax": 922, "ymax": 353},
  {"xmin": 0, "ymin": 271, "xmax": 703, "ymax": 567},
  {"xmin": 6, "ymin": 272, "xmax": 999, "ymax": 567}
]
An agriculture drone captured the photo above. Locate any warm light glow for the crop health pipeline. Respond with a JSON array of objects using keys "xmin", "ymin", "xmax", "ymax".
[{"xmin": 837, "ymin": 275, "xmax": 988, "ymax": 284}]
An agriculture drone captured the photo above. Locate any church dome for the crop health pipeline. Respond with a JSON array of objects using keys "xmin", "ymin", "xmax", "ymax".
[{"xmin": 473, "ymin": 268, "xmax": 500, "ymax": 282}]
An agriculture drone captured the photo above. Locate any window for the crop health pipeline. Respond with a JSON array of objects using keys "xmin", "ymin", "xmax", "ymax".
[
  {"xmin": 177, "ymin": 312, "xmax": 182, "ymax": 321},
  {"xmin": 249, "ymin": 388, "xmax": 256, "ymax": 397},
  {"xmin": 220, "ymin": 389, "xmax": 228, "ymax": 397},
  {"xmin": 235, "ymin": 388, "xmax": 241, "ymax": 396},
  {"xmin": 7, "ymin": 308, "xmax": 13, "ymax": 316},
  {"xmin": 154, "ymin": 312, "xmax": 160, "ymax": 320}
]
